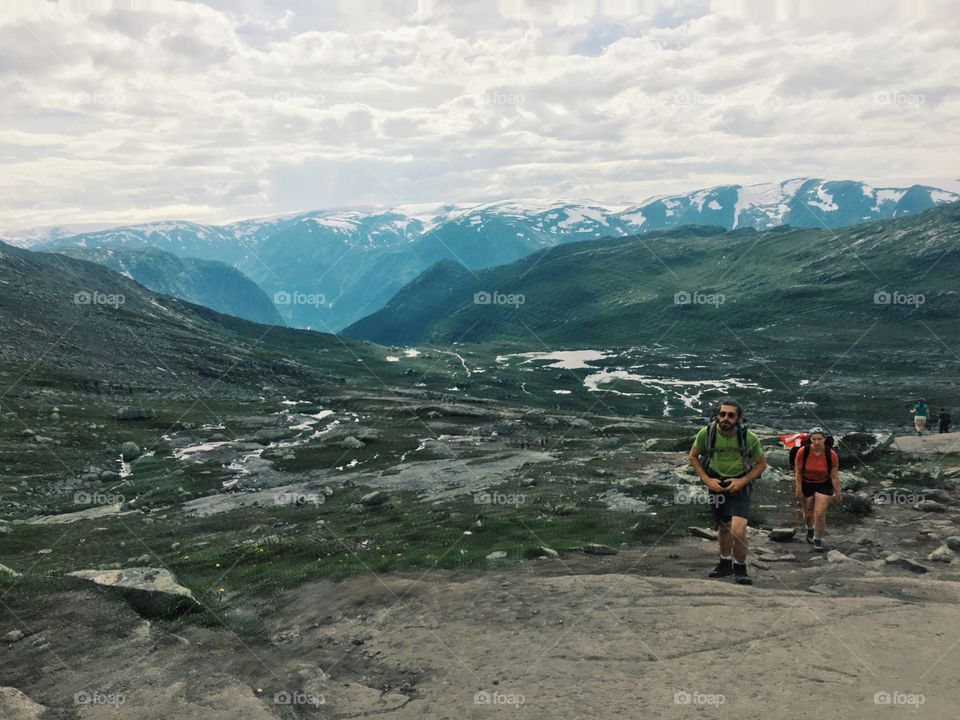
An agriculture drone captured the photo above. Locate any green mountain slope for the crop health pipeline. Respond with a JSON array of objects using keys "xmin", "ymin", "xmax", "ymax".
[{"xmin": 341, "ymin": 203, "xmax": 960, "ymax": 351}]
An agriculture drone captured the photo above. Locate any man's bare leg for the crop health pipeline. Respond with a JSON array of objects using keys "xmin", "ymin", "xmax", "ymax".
[
  {"xmin": 729, "ymin": 516, "xmax": 749, "ymax": 563},
  {"xmin": 718, "ymin": 520, "xmax": 733, "ymax": 557}
]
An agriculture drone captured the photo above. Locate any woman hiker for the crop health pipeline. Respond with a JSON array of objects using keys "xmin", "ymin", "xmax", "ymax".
[{"xmin": 793, "ymin": 428, "xmax": 841, "ymax": 552}]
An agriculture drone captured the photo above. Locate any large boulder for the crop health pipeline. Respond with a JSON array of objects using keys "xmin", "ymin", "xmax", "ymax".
[
  {"xmin": 836, "ymin": 432, "xmax": 894, "ymax": 464},
  {"xmin": 359, "ymin": 490, "xmax": 388, "ymax": 507},
  {"xmin": 113, "ymin": 406, "xmax": 155, "ymax": 421},
  {"xmin": 67, "ymin": 567, "xmax": 200, "ymax": 618},
  {"xmin": 120, "ymin": 441, "xmax": 141, "ymax": 461},
  {"xmin": 0, "ymin": 687, "xmax": 46, "ymax": 720}
]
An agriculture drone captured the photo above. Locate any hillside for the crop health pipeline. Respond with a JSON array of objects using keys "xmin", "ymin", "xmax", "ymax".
[
  {"xmin": 0, "ymin": 240, "xmax": 377, "ymax": 395},
  {"xmin": 57, "ymin": 246, "xmax": 285, "ymax": 326}
]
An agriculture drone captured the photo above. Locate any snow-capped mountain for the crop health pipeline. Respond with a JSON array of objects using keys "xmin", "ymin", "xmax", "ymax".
[{"xmin": 10, "ymin": 178, "xmax": 957, "ymax": 331}]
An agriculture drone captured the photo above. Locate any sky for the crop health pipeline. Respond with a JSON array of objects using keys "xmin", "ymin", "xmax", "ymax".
[{"xmin": 1, "ymin": 0, "xmax": 958, "ymax": 230}]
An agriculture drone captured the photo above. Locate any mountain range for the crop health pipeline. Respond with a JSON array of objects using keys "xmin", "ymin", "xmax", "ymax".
[
  {"xmin": 7, "ymin": 178, "xmax": 957, "ymax": 332},
  {"xmin": 342, "ymin": 202, "xmax": 960, "ymax": 349}
]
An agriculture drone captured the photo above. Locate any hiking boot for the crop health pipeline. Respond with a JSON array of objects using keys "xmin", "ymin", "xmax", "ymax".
[
  {"xmin": 708, "ymin": 558, "xmax": 733, "ymax": 578},
  {"xmin": 806, "ymin": 527, "xmax": 815, "ymax": 544},
  {"xmin": 812, "ymin": 538, "xmax": 825, "ymax": 552},
  {"xmin": 733, "ymin": 562, "xmax": 753, "ymax": 585}
]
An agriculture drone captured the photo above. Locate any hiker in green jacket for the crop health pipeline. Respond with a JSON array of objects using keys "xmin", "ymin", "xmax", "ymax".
[{"xmin": 689, "ymin": 398, "xmax": 767, "ymax": 585}]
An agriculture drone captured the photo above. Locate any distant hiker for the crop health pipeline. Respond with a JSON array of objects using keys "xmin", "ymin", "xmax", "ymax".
[
  {"xmin": 912, "ymin": 399, "xmax": 929, "ymax": 435},
  {"xmin": 938, "ymin": 408, "xmax": 951, "ymax": 434},
  {"xmin": 793, "ymin": 428, "xmax": 841, "ymax": 552},
  {"xmin": 689, "ymin": 398, "xmax": 766, "ymax": 585}
]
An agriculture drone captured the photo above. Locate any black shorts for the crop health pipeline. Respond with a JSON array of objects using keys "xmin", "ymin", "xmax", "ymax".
[
  {"xmin": 707, "ymin": 475, "xmax": 753, "ymax": 523},
  {"xmin": 801, "ymin": 480, "xmax": 834, "ymax": 497}
]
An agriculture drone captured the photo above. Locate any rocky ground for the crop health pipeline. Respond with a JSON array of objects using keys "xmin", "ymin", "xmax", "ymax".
[{"xmin": 3, "ymin": 394, "xmax": 959, "ymax": 718}]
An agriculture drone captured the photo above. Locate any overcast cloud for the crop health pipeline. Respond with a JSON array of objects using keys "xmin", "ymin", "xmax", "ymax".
[{"xmin": 1, "ymin": 0, "xmax": 958, "ymax": 229}]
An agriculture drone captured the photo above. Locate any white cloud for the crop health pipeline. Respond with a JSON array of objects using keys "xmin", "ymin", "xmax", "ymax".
[{"xmin": 0, "ymin": 0, "xmax": 958, "ymax": 229}]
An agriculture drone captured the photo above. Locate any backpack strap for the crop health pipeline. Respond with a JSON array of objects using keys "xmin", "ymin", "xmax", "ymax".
[
  {"xmin": 737, "ymin": 424, "xmax": 756, "ymax": 471},
  {"xmin": 701, "ymin": 421, "xmax": 718, "ymax": 471}
]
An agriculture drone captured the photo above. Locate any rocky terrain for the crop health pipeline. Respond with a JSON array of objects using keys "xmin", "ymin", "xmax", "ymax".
[{"xmin": 2, "ymin": 374, "xmax": 958, "ymax": 718}]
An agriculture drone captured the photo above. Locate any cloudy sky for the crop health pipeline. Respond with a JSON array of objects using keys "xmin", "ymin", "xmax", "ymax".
[{"xmin": 1, "ymin": 0, "xmax": 958, "ymax": 230}]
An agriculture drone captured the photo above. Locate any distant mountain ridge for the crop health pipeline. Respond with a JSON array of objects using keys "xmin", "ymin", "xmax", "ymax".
[
  {"xmin": 56, "ymin": 246, "xmax": 284, "ymax": 326},
  {"xmin": 8, "ymin": 178, "xmax": 957, "ymax": 331}
]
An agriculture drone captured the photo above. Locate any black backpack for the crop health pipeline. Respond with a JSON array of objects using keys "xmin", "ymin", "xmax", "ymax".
[
  {"xmin": 699, "ymin": 420, "xmax": 756, "ymax": 474},
  {"xmin": 790, "ymin": 436, "xmax": 835, "ymax": 474}
]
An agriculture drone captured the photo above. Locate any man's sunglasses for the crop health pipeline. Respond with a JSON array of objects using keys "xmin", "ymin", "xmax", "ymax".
[{"xmin": 716, "ymin": 411, "xmax": 738, "ymax": 418}]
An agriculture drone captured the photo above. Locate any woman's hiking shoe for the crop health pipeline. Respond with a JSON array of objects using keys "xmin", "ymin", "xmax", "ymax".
[
  {"xmin": 812, "ymin": 538, "xmax": 825, "ymax": 552},
  {"xmin": 733, "ymin": 562, "xmax": 753, "ymax": 585},
  {"xmin": 806, "ymin": 527, "xmax": 815, "ymax": 544},
  {"xmin": 709, "ymin": 558, "xmax": 733, "ymax": 578}
]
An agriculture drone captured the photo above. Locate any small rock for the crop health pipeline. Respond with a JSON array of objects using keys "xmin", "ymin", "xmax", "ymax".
[
  {"xmin": 98, "ymin": 470, "xmax": 121, "ymax": 483},
  {"xmin": 914, "ymin": 500, "xmax": 947, "ymax": 512},
  {"xmin": 520, "ymin": 478, "xmax": 536, "ymax": 487},
  {"xmin": 919, "ymin": 488, "xmax": 952, "ymax": 505},
  {"xmin": 826, "ymin": 550, "xmax": 850, "ymax": 563},
  {"xmin": 359, "ymin": 490, "xmax": 388, "ymax": 507},
  {"xmin": 486, "ymin": 551, "xmax": 508, "ymax": 560},
  {"xmin": 945, "ymin": 536, "xmax": 960, "ymax": 553},
  {"xmin": 36, "ymin": 549, "xmax": 52, "ymax": 555},
  {"xmin": 0, "ymin": 564, "xmax": 21, "ymax": 578},
  {"xmin": 689, "ymin": 527, "xmax": 718, "ymax": 541},
  {"xmin": 768, "ymin": 528, "xmax": 797, "ymax": 542},
  {"xmin": 808, "ymin": 584, "xmax": 838, "ymax": 596},
  {"xmin": 927, "ymin": 545, "xmax": 954, "ymax": 563},
  {"xmin": 535, "ymin": 546, "xmax": 559, "ymax": 558},
  {"xmin": 1, "ymin": 629, "xmax": 25, "ymax": 644},
  {"xmin": 885, "ymin": 554, "xmax": 929, "ymax": 574},
  {"xmin": 583, "ymin": 543, "xmax": 617, "ymax": 556},
  {"xmin": 766, "ymin": 554, "xmax": 797, "ymax": 562},
  {"xmin": 338, "ymin": 436, "xmax": 365, "ymax": 449}
]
